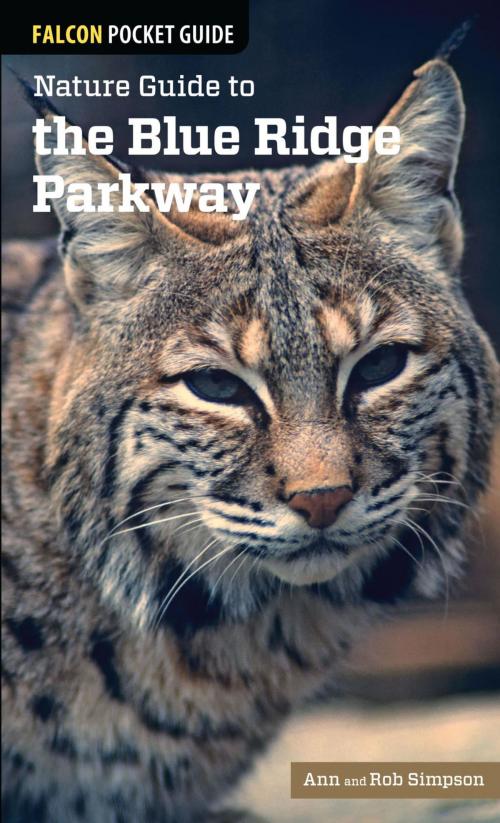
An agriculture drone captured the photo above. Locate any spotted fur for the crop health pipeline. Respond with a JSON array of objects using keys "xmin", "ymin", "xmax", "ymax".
[{"xmin": 2, "ymin": 58, "xmax": 498, "ymax": 822}]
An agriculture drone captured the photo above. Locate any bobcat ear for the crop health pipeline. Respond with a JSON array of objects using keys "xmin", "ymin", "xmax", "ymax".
[
  {"xmin": 15, "ymin": 76, "xmax": 189, "ymax": 309},
  {"xmin": 347, "ymin": 58, "xmax": 465, "ymax": 273},
  {"xmin": 32, "ymin": 107, "xmax": 182, "ymax": 308}
]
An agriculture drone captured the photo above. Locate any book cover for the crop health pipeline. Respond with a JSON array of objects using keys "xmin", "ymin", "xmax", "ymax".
[{"xmin": 2, "ymin": 3, "xmax": 499, "ymax": 821}]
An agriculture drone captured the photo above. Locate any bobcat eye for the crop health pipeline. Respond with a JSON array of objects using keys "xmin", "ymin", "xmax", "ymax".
[
  {"xmin": 183, "ymin": 369, "xmax": 253, "ymax": 405},
  {"xmin": 350, "ymin": 344, "xmax": 408, "ymax": 390}
]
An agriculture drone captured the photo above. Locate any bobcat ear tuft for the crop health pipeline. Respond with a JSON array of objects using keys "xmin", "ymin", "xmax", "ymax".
[
  {"xmin": 435, "ymin": 18, "xmax": 474, "ymax": 61},
  {"xmin": 10, "ymin": 68, "xmax": 62, "ymax": 119},
  {"xmin": 348, "ymin": 58, "xmax": 465, "ymax": 273}
]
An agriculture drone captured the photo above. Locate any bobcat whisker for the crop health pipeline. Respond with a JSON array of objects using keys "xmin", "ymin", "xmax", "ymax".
[
  {"xmin": 387, "ymin": 517, "xmax": 427, "ymax": 564},
  {"xmin": 414, "ymin": 494, "xmax": 471, "ymax": 509},
  {"xmin": 414, "ymin": 494, "xmax": 477, "ymax": 517},
  {"xmin": 388, "ymin": 512, "xmax": 451, "ymax": 618},
  {"xmin": 415, "ymin": 480, "xmax": 458, "ymax": 502},
  {"xmin": 387, "ymin": 533, "xmax": 425, "ymax": 572},
  {"xmin": 152, "ymin": 536, "xmax": 222, "ymax": 630},
  {"xmin": 420, "ymin": 475, "xmax": 470, "ymax": 496},
  {"xmin": 216, "ymin": 550, "xmax": 251, "ymax": 604},
  {"xmin": 210, "ymin": 546, "xmax": 248, "ymax": 597},
  {"xmin": 174, "ymin": 520, "xmax": 207, "ymax": 538},
  {"xmin": 155, "ymin": 544, "xmax": 232, "ymax": 629},
  {"xmin": 110, "ymin": 511, "xmax": 204, "ymax": 539},
  {"xmin": 413, "ymin": 471, "xmax": 461, "ymax": 487},
  {"xmin": 245, "ymin": 553, "xmax": 264, "ymax": 595},
  {"xmin": 405, "ymin": 506, "xmax": 431, "ymax": 515},
  {"xmin": 237, "ymin": 551, "xmax": 256, "ymax": 586},
  {"xmin": 109, "ymin": 493, "xmax": 208, "ymax": 535},
  {"xmin": 419, "ymin": 468, "xmax": 466, "ymax": 487},
  {"xmin": 415, "ymin": 471, "xmax": 473, "ymax": 505},
  {"xmin": 403, "ymin": 514, "xmax": 451, "ymax": 618}
]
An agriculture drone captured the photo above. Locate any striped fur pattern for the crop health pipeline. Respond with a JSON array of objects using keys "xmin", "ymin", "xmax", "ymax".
[{"xmin": 2, "ymin": 59, "xmax": 498, "ymax": 821}]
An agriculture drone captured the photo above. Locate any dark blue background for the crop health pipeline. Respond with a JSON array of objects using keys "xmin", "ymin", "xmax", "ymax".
[{"xmin": 2, "ymin": 0, "xmax": 499, "ymax": 345}]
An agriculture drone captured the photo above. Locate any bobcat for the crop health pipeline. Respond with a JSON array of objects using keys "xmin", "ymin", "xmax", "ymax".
[{"xmin": 2, "ymin": 55, "xmax": 498, "ymax": 822}]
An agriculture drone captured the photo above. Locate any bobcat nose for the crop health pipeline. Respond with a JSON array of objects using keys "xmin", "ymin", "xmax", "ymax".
[{"xmin": 288, "ymin": 486, "xmax": 353, "ymax": 529}]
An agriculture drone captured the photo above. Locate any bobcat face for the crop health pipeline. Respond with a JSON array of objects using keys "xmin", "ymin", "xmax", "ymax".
[
  {"xmin": 38, "ymin": 59, "xmax": 497, "ymax": 630},
  {"xmin": 147, "ymin": 227, "xmax": 470, "ymax": 596}
]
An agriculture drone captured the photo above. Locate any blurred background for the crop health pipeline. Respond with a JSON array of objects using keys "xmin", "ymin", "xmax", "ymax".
[{"xmin": 2, "ymin": 1, "xmax": 499, "ymax": 820}]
